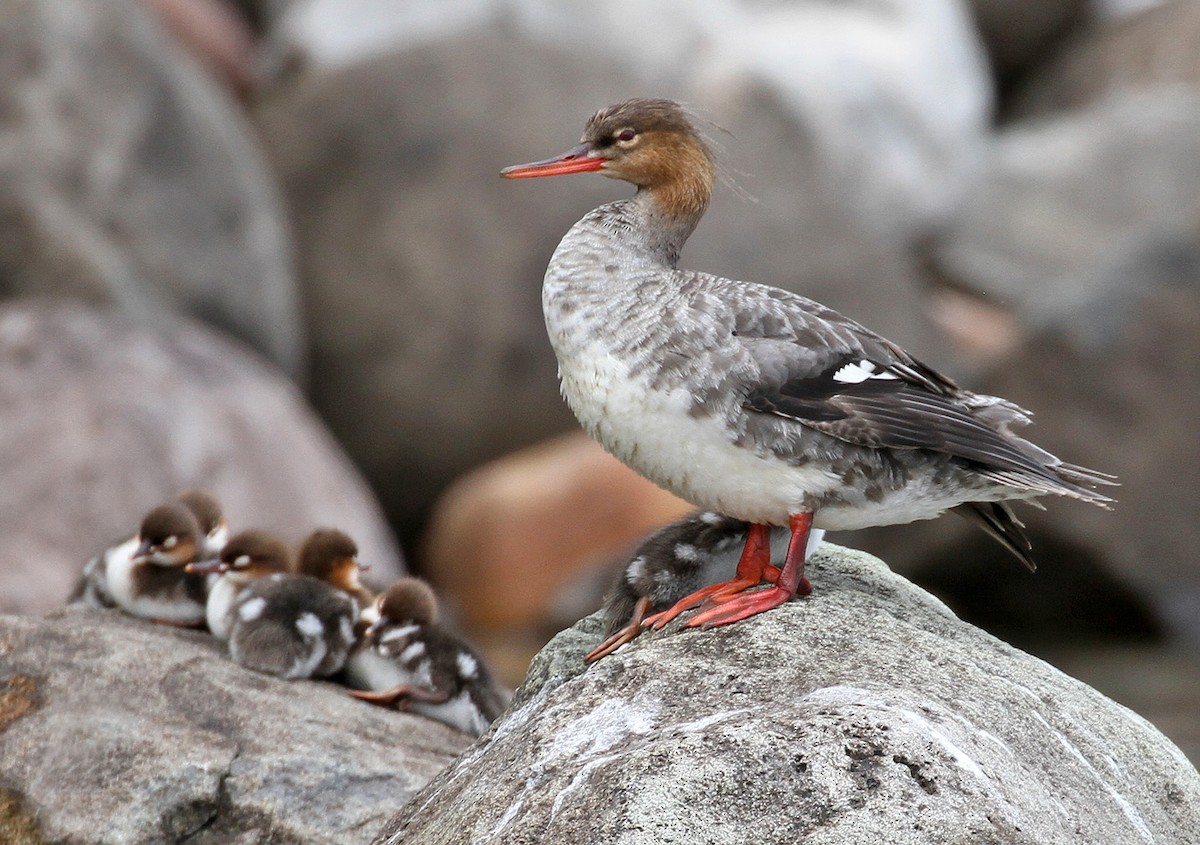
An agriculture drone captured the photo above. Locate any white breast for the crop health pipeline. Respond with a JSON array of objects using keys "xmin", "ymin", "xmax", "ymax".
[
  {"xmin": 552, "ymin": 337, "xmax": 838, "ymax": 525},
  {"xmin": 206, "ymin": 576, "xmax": 240, "ymax": 640},
  {"xmin": 343, "ymin": 648, "xmax": 430, "ymax": 692}
]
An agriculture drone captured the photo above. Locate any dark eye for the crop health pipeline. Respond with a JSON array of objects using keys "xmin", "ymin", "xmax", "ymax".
[{"xmin": 616, "ymin": 128, "xmax": 636, "ymax": 142}]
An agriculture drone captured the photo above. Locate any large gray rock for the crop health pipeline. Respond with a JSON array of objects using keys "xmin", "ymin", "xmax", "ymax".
[
  {"xmin": 272, "ymin": 0, "xmax": 991, "ymax": 236},
  {"xmin": 1010, "ymin": 0, "xmax": 1200, "ymax": 119},
  {"xmin": 0, "ymin": 607, "xmax": 470, "ymax": 844},
  {"xmin": 375, "ymin": 544, "xmax": 1200, "ymax": 844},
  {"xmin": 0, "ymin": 300, "xmax": 404, "ymax": 616},
  {"xmin": 932, "ymin": 90, "xmax": 1200, "ymax": 309},
  {"xmin": 0, "ymin": 0, "xmax": 302, "ymax": 374}
]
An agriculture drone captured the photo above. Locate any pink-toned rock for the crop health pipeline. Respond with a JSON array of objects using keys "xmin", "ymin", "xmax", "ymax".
[
  {"xmin": 422, "ymin": 433, "xmax": 693, "ymax": 636},
  {"xmin": 140, "ymin": 0, "xmax": 257, "ymax": 99},
  {"xmin": 0, "ymin": 300, "xmax": 404, "ymax": 615}
]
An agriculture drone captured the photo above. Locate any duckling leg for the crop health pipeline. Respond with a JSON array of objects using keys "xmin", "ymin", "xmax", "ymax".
[
  {"xmin": 150, "ymin": 617, "xmax": 206, "ymax": 629},
  {"xmin": 686, "ymin": 512, "xmax": 814, "ymax": 629},
  {"xmin": 584, "ymin": 596, "xmax": 653, "ymax": 663},
  {"xmin": 643, "ymin": 523, "xmax": 776, "ymax": 631},
  {"xmin": 348, "ymin": 685, "xmax": 451, "ymax": 708}
]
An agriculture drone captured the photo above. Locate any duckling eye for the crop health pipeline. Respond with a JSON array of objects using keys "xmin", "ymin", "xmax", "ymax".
[
  {"xmin": 617, "ymin": 128, "xmax": 637, "ymax": 143},
  {"xmin": 163, "ymin": 536, "xmax": 178, "ymax": 549}
]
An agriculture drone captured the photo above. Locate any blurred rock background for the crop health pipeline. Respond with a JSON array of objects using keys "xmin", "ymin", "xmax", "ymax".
[{"xmin": 0, "ymin": 0, "xmax": 1196, "ymax": 763}]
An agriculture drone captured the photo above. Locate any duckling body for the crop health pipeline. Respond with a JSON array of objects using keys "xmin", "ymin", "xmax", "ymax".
[
  {"xmin": 102, "ymin": 503, "xmax": 208, "ymax": 625},
  {"xmin": 229, "ymin": 573, "xmax": 357, "ymax": 680},
  {"xmin": 345, "ymin": 578, "xmax": 507, "ymax": 736}
]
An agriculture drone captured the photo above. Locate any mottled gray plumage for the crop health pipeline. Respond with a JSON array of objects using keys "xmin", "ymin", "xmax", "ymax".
[
  {"xmin": 515, "ymin": 98, "xmax": 1114, "ymax": 571},
  {"xmin": 228, "ymin": 573, "xmax": 357, "ymax": 680}
]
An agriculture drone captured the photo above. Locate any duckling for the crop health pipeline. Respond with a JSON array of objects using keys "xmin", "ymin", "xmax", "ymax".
[
  {"xmin": 344, "ymin": 578, "xmax": 508, "ymax": 737},
  {"xmin": 585, "ymin": 512, "xmax": 825, "ymax": 662},
  {"xmin": 296, "ymin": 528, "xmax": 374, "ymax": 610},
  {"xmin": 188, "ymin": 529, "xmax": 291, "ymax": 639},
  {"xmin": 214, "ymin": 530, "xmax": 358, "ymax": 680},
  {"xmin": 71, "ymin": 488, "xmax": 226, "ymax": 609},
  {"xmin": 175, "ymin": 488, "xmax": 229, "ymax": 560},
  {"xmin": 103, "ymin": 503, "xmax": 209, "ymax": 626}
]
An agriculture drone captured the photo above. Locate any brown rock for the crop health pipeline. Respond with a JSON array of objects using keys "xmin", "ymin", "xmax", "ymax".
[
  {"xmin": 0, "ymin": 300, "xmax": 404, "ymax": 615},
  {"xmin": 422, "ymin": 433, "xmax": 693, "ymax": 638}
]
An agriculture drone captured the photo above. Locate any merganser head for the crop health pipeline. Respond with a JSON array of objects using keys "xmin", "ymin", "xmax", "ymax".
[
  {"xmin": 189, "ymin": 529, "xmax": 290, "ymax": 580},
  {"xmin": 297, "ymin": 528, "xmax": 367, "ymax": 593},
  {"xmin": 132, "ymin": 504, "xmax": 201, "ymax": 567},
  {"xmin": 501, "ymin": 98, "xmax": 716, "ymax": 218},
  {"xmin": 176, "ymin": 488, "xmax": 228, "ymax": 552},
  {"xmin": 364, "ymin": 578, "xmax": 438, "ymax": 641}
]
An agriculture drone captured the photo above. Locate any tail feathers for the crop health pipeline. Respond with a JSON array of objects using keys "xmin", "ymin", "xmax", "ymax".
[
  {"xmin": 982, "ymin": 463, "xmax": 1117, "ymax": 508},
  {"xmin": 954, "ymin": 501, "xmax": 1037, "ymax": 572}
]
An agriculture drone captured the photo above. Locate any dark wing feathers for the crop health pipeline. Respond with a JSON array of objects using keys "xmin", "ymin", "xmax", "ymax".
[{"xmin": 724, "ymin": 288, "xmax": 1109, "ymax": 499}]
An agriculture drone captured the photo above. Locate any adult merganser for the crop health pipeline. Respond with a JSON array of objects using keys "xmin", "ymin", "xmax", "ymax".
[
  {"xmin": 344, "ymin": 578, "xmax": 508, "ymax": 737},
  {"xmin": 586, "ymin": 512, "xmax": 825, "ymax": 661},
  {"xmin": 502, "ymin": 98, "xmax": 1114, "ymax": 630},
  {"xmin": 103, "ymin": 503, "xmax": 209, "ymax": 626}
]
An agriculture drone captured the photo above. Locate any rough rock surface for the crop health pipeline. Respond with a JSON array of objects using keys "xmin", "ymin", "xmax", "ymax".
[
  {"xmin": 375, "ymin": 544, "xmax": 1200, "ymax": 845},
  {"xmin": 0, "ymin": 607, "xmax": 471, "ymax": 844},
  {"xmin": 0, "ymin": 0, "xmax": 301, "ymax": 373},
  {"xmin": 0, "ymin": 301, "xmax": 404, "ymax": 616}
]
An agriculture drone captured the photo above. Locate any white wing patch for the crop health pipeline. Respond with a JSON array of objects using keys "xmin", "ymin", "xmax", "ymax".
[
  {"xmin": 296, "ymin": 612, "xmax": 324, "ymax": 638},
  {"xmin": 832, "ymin": 360, "xmax": 900, "ymax": 384},
  {"xmin": 456, "ymin": 652, "xmax": 479, "ymax": 679},
  {"xmin": 238, "ymin": 597, "xmax": 267, "ymax": 621},
  {"xmin": 400, "ymin": 641, "xmax": 427, "ymax": 664},
  {"xmin": 673, "ymin": 543, "xmax": 700, "ymax": 562},
  {"xmin": 381, "ymin": 623, "xmax": 420, "ymax": 644}
]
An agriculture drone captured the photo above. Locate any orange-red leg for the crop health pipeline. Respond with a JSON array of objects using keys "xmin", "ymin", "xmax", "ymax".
[
  {"xmin": 685, "ymin": 512, "xmax": 813, "ymax": 629},
  {"xmin": 349, "ymin": 684, "xmax": 451, "ymax": 708},
  {"xmin": 584, "ymin": 596, "xmax": 653, "ymax": 663},
  {"xmin": 642, "ymin": 523, "xmax": 776, "ymax": 631}
]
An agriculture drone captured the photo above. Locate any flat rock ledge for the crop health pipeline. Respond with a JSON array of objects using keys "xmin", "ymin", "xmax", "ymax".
[
  {"xmin": 0, "ymin": 608, "xmax": 471, "ymax": 844},
  {"xmin": 376, "ymin": 544, "xmax": 1200, "ymax": 845}
]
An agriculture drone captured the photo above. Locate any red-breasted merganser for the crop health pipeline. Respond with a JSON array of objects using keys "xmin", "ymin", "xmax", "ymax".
[
  {"xmin": 102, "ymin": 503, "xmax": 210, "ymax": 626},
  {"xmin": 296, "ymin": 528, "xmax": 374, "ymax": 611},
  {"xmin": 188, "ymin": 529, "xmax": 292, "ymax": 639},
  {"xmin": 502, "ymin": 98, "xmax": 1114, "ymax": 630},
  {"xmin": 344, "ymin": 578, "xmax": 508, "ymax": 737},
  {"xmin": 175, "ymin": 488, "xmax": 229, "ymax": 560},
  {"xmin": 72, "ymin": 488, "xmax": 227, "ymax": 608}
]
